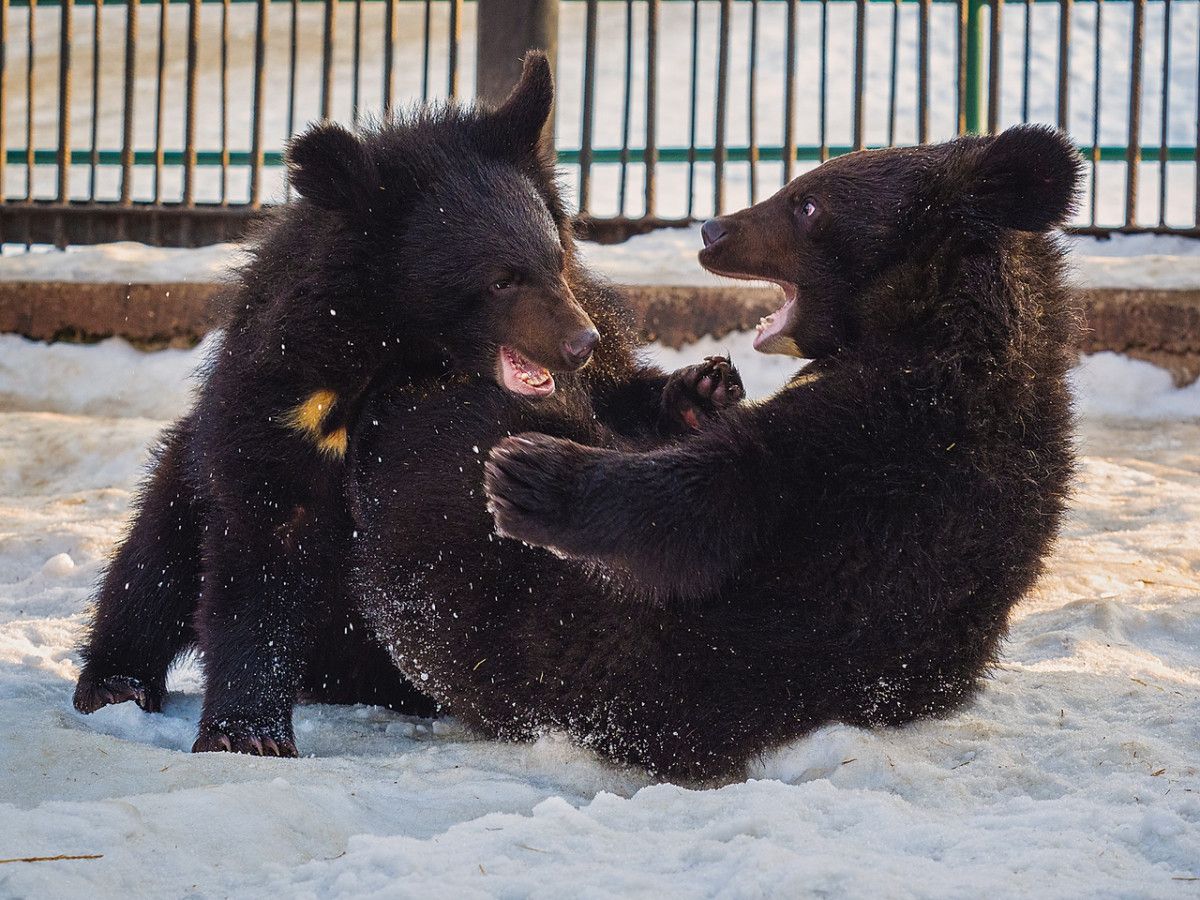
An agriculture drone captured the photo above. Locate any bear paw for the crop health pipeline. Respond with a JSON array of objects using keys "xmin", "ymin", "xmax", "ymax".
[
  {"xmin": 192, "ymin": 722, "xmax": 298, "ymax": 757},
  {"xmin": 73, "ymin": 674, "xmax": 164, "ymax": 714},
  {"xmin": 484, "ymin": 433, "xmax": 593, "ymax": 551},
  {"xmin": 660, "ymin": 355, "xmax": 744, "ymax": 433}
]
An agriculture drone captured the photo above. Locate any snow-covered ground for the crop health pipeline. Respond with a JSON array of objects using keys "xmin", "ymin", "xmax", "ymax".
[
  {"xmin": 1, "ymin": 331, "xmax": 1199, "ymax": 897},
  {"xmin": 3, "ymin": 229, "xmax": 1200, "ymax": 292}
]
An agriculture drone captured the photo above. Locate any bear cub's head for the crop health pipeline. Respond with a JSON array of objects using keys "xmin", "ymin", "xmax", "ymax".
[
  {"xmin": 285, "ymin": 53, "xmax": 596, "ymax": 400},
  {"xmin": 699, "ymin": 125, "xmax": 1083, "ymax": 359}
]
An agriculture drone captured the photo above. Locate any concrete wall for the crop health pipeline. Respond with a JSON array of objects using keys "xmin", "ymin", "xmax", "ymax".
[{"xmin": 2, "ymin": 281, "xmax": 1198, "ymax": 384}]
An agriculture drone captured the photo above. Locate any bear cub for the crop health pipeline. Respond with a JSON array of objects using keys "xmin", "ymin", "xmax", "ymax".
[
  {"xmin": 73, "ymin": 54, "xmax": 741, "ymax": 756},
  {"xmin": 352, "ymin": 124, "xmax": 1083, "ymax": 781}
]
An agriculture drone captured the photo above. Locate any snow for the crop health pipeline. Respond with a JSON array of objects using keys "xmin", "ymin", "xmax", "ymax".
[
  {"xmin": 1, "ymin": 333, "xmax": 1199, "ymax": 896},
  {"xmin": 1072, "ymin": 352, "xmax": 1200, "ymax": 420},
  {"xmin": 0, "ymin": 241, "xmax": 244, "ymax": 285},
  {"xmin": 3, "ymin": 230, "xmax": 1200, "ymax": 292},
  {"xmin": 0, "ymin": 331, "xmax": 215, "ymax": 419}
]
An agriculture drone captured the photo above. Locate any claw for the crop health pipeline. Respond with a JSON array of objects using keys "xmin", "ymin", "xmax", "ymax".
[
  {"xmin": 661, "ymin": 355, "xmax": 745, "ymax": 434},
  {"xmin": 74, "ymin": 674, "xmax": 163, "ymax": 715},
  {"xmin": 192, "ymin": 731, "xmax": 235, "ymax": 753},
  {"xmin": 193, "ymin": 724, "xmax": 296, "ymax": 756}
]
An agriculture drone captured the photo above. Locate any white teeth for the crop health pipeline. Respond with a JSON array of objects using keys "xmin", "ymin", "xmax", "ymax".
[{"xmin": 499, "ymin": 345, "xmax": 555, "ymax": 395}]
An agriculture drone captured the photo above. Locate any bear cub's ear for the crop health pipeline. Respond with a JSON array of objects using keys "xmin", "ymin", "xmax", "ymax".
[
  {"xmin": 479, "ymin": 51, "xmax": 554, "ymax": 161},
  {"xmin": 287, "ymin": 122, "xmax": 379, "ymax": 215},
  {"xmin": 971, "ymin": 125, "xmax": 1084, "ymax": 232}
]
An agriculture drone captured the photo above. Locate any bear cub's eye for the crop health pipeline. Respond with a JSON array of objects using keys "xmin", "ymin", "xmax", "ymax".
[
  {"xmin": 800, "ymin": 199, "xmax": 817, "ymax": 218},
  {"xmin": 491, "ymin": 278, "xmax": 516, "ymax": 294}
]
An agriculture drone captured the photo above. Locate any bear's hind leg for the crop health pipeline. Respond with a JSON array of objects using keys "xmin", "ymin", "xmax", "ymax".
[
  {"xmin": 191, "ymin": 513, "xmax": 337, "ymax": 757},
  {"xmin": 74, "ymin": 422, "xmax": 203, "ymax": 715}
]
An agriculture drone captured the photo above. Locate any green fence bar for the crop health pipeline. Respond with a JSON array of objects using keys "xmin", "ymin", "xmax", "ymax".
[
  {"xmin": 11, "ymin": 143, "xmax": 1200, "ymax": 169},
  {"xmin": 964, "ymin": 0, "xmax": 986, "ymax": 133}
]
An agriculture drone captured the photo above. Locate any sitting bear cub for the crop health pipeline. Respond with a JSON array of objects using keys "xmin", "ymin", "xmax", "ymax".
[
  {"xmin": 351, "ymin": 124, "xmax": 1082, "ymax": 782},
  {"xmin": 73, "ymin": 53, "xmax": 741, "ymax": 756}
]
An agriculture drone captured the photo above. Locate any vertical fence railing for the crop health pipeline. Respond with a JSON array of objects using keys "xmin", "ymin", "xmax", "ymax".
[
  {"xmin": 1090, "ymin": 0, "xmax": 1103, "ymax": 225},
  {"xmin": 644, "ymin": 0, "xmax": 658, "ymax": 217},
  {"xmin": 0, "ymin": 0, "xmax": 7, "ymax": 210},
  {"xmin": 1125, "ymin": 0, "xmax": 1145, "ymax": 226},
  {"xmin": 53, "ymin": 0, "xmax": 69, "ymax": 247},
  {"xmin": 853, "ymin": 0, "xmax": 865, "ymax": 150},
  {"xmin": 782, "ymin": 0, "xmax": 796, "ymax": 182},
  {"xmin": 713, "ymin": 0, "xmax": 730, "ymax": 214},
  {"xmin": 0, "ymin": 0, "xmax": 1197, "ymax": 248},
  {"xmin": 578, "ymin": 0, "xmax": 598, "ymax": 214}
]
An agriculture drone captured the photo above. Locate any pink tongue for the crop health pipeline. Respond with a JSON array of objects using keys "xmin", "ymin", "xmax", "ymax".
[
  {"xmin": 753, "ymin": 296, "xmax": 796, "ymax": 352},
  {"xmin": 501, "ymin": 347, "xmax": 555, "ymax": 397}
]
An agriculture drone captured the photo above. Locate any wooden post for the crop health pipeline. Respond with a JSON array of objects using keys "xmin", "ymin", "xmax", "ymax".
[{"xmin": 476, "ymin": 0, "xmax": 558, "ymax": 131}]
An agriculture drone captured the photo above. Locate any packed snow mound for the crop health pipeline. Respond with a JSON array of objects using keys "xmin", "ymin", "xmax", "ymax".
[
  {"xmin": 0, "ymin": 333, "xmax": 218, "ymax": 419},
  {"xmin": 3, "ymin": 331, "xmax": 1197, "ymax": 421},
  {"xmin": 1072, "ymin": 352, "xmax": 1200, "ymax": 420}
]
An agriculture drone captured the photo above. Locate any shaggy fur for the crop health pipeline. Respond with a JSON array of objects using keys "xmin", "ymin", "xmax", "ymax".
[
  {"xmin": 350, "ymin": 125, "xmax": 1082, "ymax": 782},
  {"xmin": 72, "ymin": 54, "xmax": 740, "ymax": 755}
]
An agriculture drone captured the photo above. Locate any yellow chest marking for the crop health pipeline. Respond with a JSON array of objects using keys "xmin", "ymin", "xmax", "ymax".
[
  {"xmin": 789, "ymin": 369, "xmax": 823, "ymax": 389},
  {"xmin": 284, "ymin": 390, "xmax": 347, "ymax": 459},
  {"xmin": 317, "ymin": 427, "xmax": 349, "ymax": 458}
]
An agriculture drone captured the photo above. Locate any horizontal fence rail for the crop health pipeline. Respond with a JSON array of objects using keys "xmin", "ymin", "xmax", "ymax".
[{"xmin": 0, "ymin": 0, "xmax": 1196, "ymax": 248}]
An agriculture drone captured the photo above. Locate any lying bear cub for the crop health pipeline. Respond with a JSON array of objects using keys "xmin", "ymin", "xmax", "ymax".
[
  {"xmin": 351, "ymin": 124, "xmax": 1082, "ymax": 781},
  {"xmin": 73, "ymin": 53, "xmax": 741, "ymax": 756}
]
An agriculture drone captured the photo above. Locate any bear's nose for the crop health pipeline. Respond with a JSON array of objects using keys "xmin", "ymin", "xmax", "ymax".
[
  {"xmin": 562, "ymin": 329, "xmax": 600, "ymax": 368},
  {"xmin": 701, "ymin": 219, "xmax": 728, "ymax": 247}
]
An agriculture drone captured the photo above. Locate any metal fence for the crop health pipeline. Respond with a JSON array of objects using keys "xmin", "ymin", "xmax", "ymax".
[{"xmin": 0, "ymin": 0, "xmax": 1196, "ymax": 247}]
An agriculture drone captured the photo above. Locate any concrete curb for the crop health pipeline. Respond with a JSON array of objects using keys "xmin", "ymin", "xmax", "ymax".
[
  {"xmin": 0, "ymin": 281, "xmax": 222, "ymax": 348},
  {"xmin": 2, "ymin": 280, "xmax": 1199, "ymax": 384}
]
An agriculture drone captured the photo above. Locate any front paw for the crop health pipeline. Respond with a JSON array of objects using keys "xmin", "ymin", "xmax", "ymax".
[
  {"xmin": 192, "ymin": 721, "xmax": 298, "ymax": 757},
  {"xmin": 661, "ymin": 355, "xmax": 744, "ymax": 433},
  {"xmin": 484, "ymin": 434, "xmax": 590, "ymax": 550}
]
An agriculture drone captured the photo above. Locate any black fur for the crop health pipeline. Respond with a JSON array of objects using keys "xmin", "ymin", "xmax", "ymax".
[
  {"xmin": 73, "ymin": 53, "xmax": 737, "ymax": 755},
  {"xmin": 351, "ymin": 125, "xmax": 1083, "ymax": 782}
]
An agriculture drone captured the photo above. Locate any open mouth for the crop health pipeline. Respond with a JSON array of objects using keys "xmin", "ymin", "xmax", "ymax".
[
  {"xmin": 700, "ymin": 261, "xmax": 802, "ymax": 356},
  {"xmin": 498, "ymin": 345, "xmax": 556, "ymax": 399},
  {"xmin": 752, "ymin": 282, "xmax": 799, "ymax": 354}
]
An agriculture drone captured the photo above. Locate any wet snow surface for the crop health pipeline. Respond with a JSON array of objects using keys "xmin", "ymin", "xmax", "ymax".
[{"xmin": 1, "ymin": 335, "xmax": 1199, "ymax": 897}]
